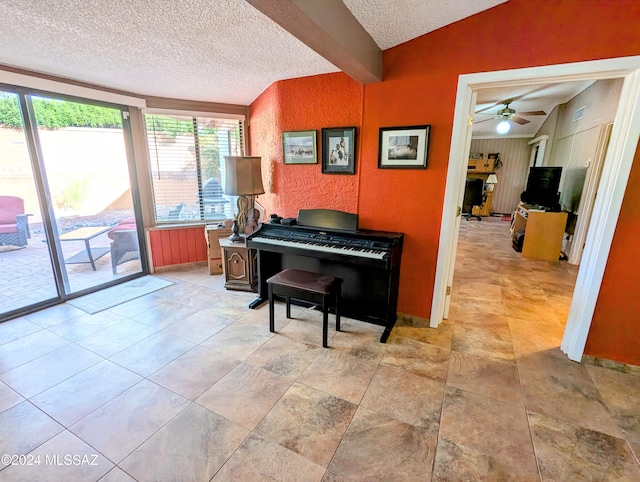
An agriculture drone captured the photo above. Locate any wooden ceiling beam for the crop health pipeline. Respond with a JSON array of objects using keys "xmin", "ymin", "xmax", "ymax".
[{"xmin": 245, "ymin": 0, "xmax": 382, "ymax": 84}]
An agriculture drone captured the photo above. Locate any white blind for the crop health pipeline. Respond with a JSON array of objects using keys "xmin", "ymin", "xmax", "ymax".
[{"xmin": 144, "ymin": 113, "xmax": 244, "ymax": 223}]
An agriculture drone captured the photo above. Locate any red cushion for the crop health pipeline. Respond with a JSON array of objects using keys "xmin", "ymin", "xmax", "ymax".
[
  {"xmin": 0, "ymin": 196, "xmax": 24, "ymax": 224},
  {"xmin": 0, "ymin": 223, "xmax": 17, "ymax": 234},
  {"xmin": 107, "ymin": 218, "xmax": 137, "ymax": 240}
]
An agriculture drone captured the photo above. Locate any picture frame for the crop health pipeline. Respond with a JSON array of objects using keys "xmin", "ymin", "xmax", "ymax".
[
  {"xmin": 378, "ymin": 125, "xmax": 430, "ymax": 169},
  {"xmin": 321, "ymin": 127, "xmax": 356, "ymax": 174},
  {"xmin": 282, "ymin": 130, "xmax": 317, "ymax": 164}
]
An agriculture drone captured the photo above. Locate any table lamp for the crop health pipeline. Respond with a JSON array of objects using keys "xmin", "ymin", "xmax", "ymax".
[
  {"xmin": 486, "ymin": 173, "xmax": 498, "ymax": 191},
  {"xmin": 224, "ymin": 156, "xmax": 265, "ymax": 242}
]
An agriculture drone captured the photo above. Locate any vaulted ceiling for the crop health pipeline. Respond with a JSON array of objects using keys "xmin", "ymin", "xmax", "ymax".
[{"xmin": 0, "ymin": 0, "xmax": 506, "ymax": 105}]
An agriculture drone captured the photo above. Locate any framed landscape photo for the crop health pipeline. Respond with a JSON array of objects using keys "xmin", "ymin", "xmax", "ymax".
[
  {"xmin": 321, "ymin": 127, "xmax": 356, "ymax": 174},
  {"xmin": 282, "ymin": 130, "xmax": 317, "ymax": 164},
  {"xmin": 378, "ymin": 125, "xmax": 430, "ymax": 169}
]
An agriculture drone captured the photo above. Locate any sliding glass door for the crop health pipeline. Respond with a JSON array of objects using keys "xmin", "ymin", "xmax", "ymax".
[
  {"xmin": 0, "ymin": 87, "xmax": 146, "ymax": 320},
  {"xmin": 0, "ymin": 91, "xmax": 58, "ymax": 314}
]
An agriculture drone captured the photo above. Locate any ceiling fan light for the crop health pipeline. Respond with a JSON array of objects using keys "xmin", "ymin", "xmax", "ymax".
[{"xmin": 496, "ymin": 119, "xmax": 511, "ymax": 134}]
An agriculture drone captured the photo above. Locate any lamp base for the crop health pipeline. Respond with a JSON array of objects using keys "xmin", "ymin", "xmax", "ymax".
[{"xmin": 229, "ymin": 220, "xmax": 244, "ymax": 243}]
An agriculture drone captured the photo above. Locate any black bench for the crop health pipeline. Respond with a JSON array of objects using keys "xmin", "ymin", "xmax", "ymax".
[{"xmin": 266, "ymin": 268, "xmax": 342, "ymax": 348}]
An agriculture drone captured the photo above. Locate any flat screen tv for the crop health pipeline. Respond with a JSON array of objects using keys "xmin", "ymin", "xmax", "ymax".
[{"xmin": 522, "ymin": 166, "xmax": 562, "ymax": 209}]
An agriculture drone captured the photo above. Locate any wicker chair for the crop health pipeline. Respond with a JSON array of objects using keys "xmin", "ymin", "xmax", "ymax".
[
  {"xmin": 0, "ymin": 196, "xmax": 31, "ymax": 248},
  {"xmin": 108, "ymin": 219, "xmax": 140, "ymax": 274}
]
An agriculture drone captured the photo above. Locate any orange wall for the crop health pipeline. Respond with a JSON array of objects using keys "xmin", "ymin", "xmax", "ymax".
[
  {"xmin": 249, "ymin": 0, "xmax": 640, "ymax": 362},
  {"xmin": 251, "ymin": 73, "xmax": 364, "ymax": 219},
  {"xmin": 586, "ymin": 144, "xmax": 640, "ymax": 364}
]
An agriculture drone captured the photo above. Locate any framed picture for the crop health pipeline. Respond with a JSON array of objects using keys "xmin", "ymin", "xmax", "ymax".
[
  {"xmin": 378, "ymin": 125, "xmax": 430, "ymax": 169},
  {"xmin": 282, "ymin": 130, "xmax": 317, "ymax": 164},
  {"xmin": 321, "ymin": 127, "xmax": 356, "ymax": 174}
]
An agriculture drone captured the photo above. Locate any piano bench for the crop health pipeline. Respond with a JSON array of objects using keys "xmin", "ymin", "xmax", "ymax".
[{"xmin": 266, "ymin": 268, "xmax": 342, "ymax": 348}]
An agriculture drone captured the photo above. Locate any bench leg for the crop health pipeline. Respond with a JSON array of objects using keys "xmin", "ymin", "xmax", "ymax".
[
  {"xmin": 335, "ymin": 291, "xmax": 341, "ymax": 332},
  {"xmin": 322, "ymin": 294, "xmax": 329, "ymax": 348},
  {"xmin": 286, "ymin": 296, "xmax": 291, "ymax": 319},
  {"xmin": 268, "ymin": 284, "xmax": 275, "ymax": 333}
]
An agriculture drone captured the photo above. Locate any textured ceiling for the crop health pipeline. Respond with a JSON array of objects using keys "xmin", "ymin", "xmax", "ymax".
[
  {"xmin": 472, "ymin": 81, "xmax": 593, "ymax": 138},
  {"xmin": 344, "ymin": 0, "xmax": 508, "ymax": 50},
  {"xmin": 0, "ymin": 0, "xmax": 506, "ymax": 105}
]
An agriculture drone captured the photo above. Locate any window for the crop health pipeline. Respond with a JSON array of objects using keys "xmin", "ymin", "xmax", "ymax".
[{"xmin": 144, "ymin": 113, "xmax": 244, "ymax": 223}]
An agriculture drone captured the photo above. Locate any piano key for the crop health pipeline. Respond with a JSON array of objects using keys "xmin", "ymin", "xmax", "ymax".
[{"xmin": 250, "ymin": 236, "xmax": 387, "ymax": 260}]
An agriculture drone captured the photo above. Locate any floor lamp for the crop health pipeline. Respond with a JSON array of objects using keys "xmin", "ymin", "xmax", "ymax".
[{"xmin": 224, "ymin": 156, "xmax": 265, "ymax": 243}]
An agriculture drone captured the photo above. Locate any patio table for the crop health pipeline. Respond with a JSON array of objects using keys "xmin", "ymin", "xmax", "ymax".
[{"xmin": 59, "ymin": 226, "xmax": 111, "ymax": 271}]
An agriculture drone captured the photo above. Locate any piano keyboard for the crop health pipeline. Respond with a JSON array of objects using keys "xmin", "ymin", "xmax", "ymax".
[{"xmin": 250, "ymin": 235, "xmax": 387, "ymax": 260}]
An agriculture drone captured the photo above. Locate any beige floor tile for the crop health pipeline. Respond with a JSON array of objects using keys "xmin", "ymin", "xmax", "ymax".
[
  {"xmin": 149, "ymin": 345, "xmax": 240, "ymax": 400},
  {"xmin": 328, "ymin": 406, "xmax": 437, "ymax": 481},
  {"xmin": 23, "ymin": 303, "xmax": 86, "ymax": 328},
  {"xmin": 326, "ymin": 325, "xmax": 388, "ymax": 362},
  {"xmin": 433, "ymin": 437, "xmax": 539, "ymax": 482},
  {"xmin": 389, "ymin": 324, "xmax": 453, "ymax": 351},
  {"xmin": 98, "ymin": 467, "xmax": 137, "ymax": 482},
  {"xmin": 130, "ymin": 299, "xmax": 203, "ymax": 329},
  {"xmin": 212, "ymin": 433, "xmax": 325, "ymax": 482},
  {"xmin": 75, "ymin": 320, "xmax": 158, "ymax": 358},
  {"xmin": 458, "ymin": 280, "xmax": 502, "ymax": 301},
  {"xmin": 162, "ymin": 306, "xmax": 236, "ymax": 344},
  {"xmin": 447, "ymin": 350, "xmax": 523, "ymax": 405},
  {"xmin": 0, "ymin": 330, "xmax": 69, "ymax": 373},
  {"xmin": 201, "ymin": 321, "xmax": 274, "ymax": 360},
  {"xmin": 0, "ymin": 430, "xmax": 113, "ymax": 481},
  {"xmin": 587, "ymin": 365, "xmax": 640, "ymax": 443},
  {"xmin": 529, "ymin": 410, "xmax": 640, "ymax": 481},
  {"xmin": 0, "ymin": 317, "xmax": 42, "ymax": 346},
  {"xmin": 519, "ymin": 366, "xmax": 623, "ymax": 438},
  {"xmin": 256, "ymin": 383, "xmax": 356, "ymax": 467},
  {"xmin": 0, "ymin": 381, "xmax": 23, "ymax": 414},
  {"xmin": 452, "ymin": 322, "xmax": 515, "ymax": 362},
  {"xmin": 439, "ymin": 386, "xmax": 538, "ymax": 475},
  {"xmin": 197, "ymin": 363, "xmax": 292, "ymax": 430},
  {"xmin": 31, "ymin": 360, "xmax": 142, "ymax": 426},
  {"xmin": 361, "ymin": 364, "xmax": 444, "ymax": 429},
  {"xmin": 47, "ymin": 311, "xmax": 129, "ymax": 342},
  {"xmin": 70, "ymin": 380, "xmax": 189, "ymax": 463},
  {"xmin": 109, "ymin": 331, "xmax": 195, "ymax": 377},
  {"xmin": 245, "ymin": 335, "xmax": 321, "ymax": 379},
  {"xmin": 237, "ymin": 300, "xmax": 297, "ymax": 330},
  {"xmin": 107, "ymin": 293, "xmax": 168, "ymax": 318},
  {"xmin": 0, "ymin": 401, "xmax": 63, "ymax": 469},
  {"xmin": 453, "ymin": 298, "xmax": 505, "ymax": 317},
  {"xmin": 207, "ymin": 293, "xmax": 258, "ymax": 319},
  {"xmin": 152, "ymin": 282, "xmax": 226, "ymax": 309},
  {"xmin": 121, "ymin": 403, "xmax": 249, "ymax": 481},
  {"xmin": 298, "ymin": 350, "xmax": 378, "ymax": 404},
  {"xmin": 276, "ymin": 318, "xmax": 339, "ymax": 347},
  {"xmin": 382, "ymin": 336, "xmax": 449, "ymax": 382},
  {"xmin": 0, "ymin": 343, "xmax": 102, "ymax": 398}
]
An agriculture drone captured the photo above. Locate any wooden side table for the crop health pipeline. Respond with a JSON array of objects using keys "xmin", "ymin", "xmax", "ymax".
[{"xmin": 218, "ymin": 238, "xmax": 257, "ymax": 292}]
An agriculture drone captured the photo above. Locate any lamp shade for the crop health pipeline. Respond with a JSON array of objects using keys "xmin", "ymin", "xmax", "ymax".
[
  {"xmin": 224, "ymin": 156, "xmax": 265, "ymax": 196},
  {"xmin": 486, "ymin": 174, "xmax": 498, "ymax": 184}
]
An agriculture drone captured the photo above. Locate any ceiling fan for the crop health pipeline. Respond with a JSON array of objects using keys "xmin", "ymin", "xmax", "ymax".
[{"xmin": 474, "ymin": 99, "xmax": 547, "ymax": 125}]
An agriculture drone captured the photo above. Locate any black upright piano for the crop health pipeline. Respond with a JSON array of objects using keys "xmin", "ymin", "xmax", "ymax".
[{"xmin": 246, "ymin": 209, "xmax": 404, "ymax": 342}]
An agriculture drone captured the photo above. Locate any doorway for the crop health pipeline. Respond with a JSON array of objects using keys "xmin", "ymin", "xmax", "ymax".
[
  {"xmin": 0, "ymin": 87, "xmax": 147, "ymax": 321},
  {"xmin": 431, "ymin": 56, "xmax": 640, "ymax": 361}
]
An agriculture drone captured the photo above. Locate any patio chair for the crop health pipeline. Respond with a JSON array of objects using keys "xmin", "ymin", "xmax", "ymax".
[
  {"xmin": 0, "ymin": 196, "xmax": 31, "ymax": 247},
  {"xmin": 107, "ymin": 218, "xmax": 140, "ymax": 274},
  {"xmin": 201, "ymin": 178, "xmax": 228, "ymax": 213}
]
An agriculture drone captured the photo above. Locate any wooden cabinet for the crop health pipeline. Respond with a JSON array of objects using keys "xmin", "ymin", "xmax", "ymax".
[
  {"xmin": 219, "ymin": 238, "xmax": 257, "ymax": 292},
  {"xmin": 510, "ymin": 203, "xmax": 567, "ymax": 261}
]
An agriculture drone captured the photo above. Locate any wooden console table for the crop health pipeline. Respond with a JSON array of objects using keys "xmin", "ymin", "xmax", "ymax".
[
  {"xmin": 510, "ymin": 203, "xmax": 567, "ymax": 261},
  {"xmin": 218, "ymin": 238, "xmax": 257, "ymax": 292}
]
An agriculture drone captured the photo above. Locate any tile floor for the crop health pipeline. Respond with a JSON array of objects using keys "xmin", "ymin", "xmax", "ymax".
[{"xmin": 0, "ymin": 217, "xmax": 639, "ymax": 481}]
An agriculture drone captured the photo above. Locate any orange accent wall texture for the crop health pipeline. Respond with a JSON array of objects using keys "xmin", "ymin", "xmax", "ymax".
[
  {"xmin": 251, "ymin": 73, "xmax": 364, "ymax": 219},
  {"xmin": 586, "ymin": 143, "xmax": 640, "ymax": 364},
  {"xmin": 248, "ymin": 0, "xmax": 640, "ymax": 362}
]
